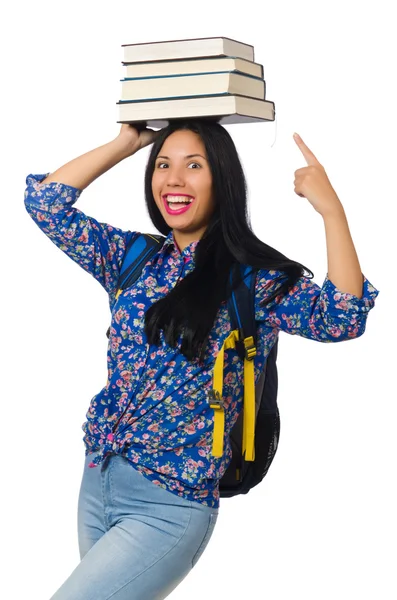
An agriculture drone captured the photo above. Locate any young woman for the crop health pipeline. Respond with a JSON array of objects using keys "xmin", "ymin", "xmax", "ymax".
[{"xmin": 24, "ymin": 119, "xmax": 379, "ymax": 599}]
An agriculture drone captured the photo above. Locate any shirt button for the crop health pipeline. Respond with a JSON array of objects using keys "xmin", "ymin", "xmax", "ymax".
[
  {"xmin": 183, "ymin": 256, "xmax": 189, "ymax": 263},
  {"xmin": 107, "ymin": 433, "xmax": 114, "ymax": 441}
]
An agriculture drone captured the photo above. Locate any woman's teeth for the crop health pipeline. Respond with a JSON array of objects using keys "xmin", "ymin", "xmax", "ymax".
[{"xmin": 166, "ymin": 196, "xmax": 193, "ymax": 206}]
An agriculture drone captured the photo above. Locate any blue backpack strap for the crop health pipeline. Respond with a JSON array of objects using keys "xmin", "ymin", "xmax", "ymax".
[
  {"xmin": 116, "ymin": 232, "xmax": 166, "ymax": 298},
  {"xmin": 106, "ymin": 232, "xmax": 166, "ymax": 338},
  {"xmin": 227, "ymin": 263, "xmax": 258, "ymax": 361}
]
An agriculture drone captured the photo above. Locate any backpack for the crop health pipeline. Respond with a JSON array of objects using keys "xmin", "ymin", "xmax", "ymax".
[{"xmin": 106, "ymin": 232, "xmax": 280, "ymax": 499}]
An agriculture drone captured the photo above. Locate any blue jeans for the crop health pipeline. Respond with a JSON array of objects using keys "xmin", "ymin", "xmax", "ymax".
[{"xmin": 50, "ymin": 450, "xmax": 219, "ymax": 599}]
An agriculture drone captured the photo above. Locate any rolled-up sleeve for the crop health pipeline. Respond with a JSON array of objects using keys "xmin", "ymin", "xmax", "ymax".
[
  {"xmin": 255, "ymin": 269, "xmax": 379, "ymax": 342},
  {"xmin": 24, "ymin": 173, "xmax": 136, "ymax": 298}
]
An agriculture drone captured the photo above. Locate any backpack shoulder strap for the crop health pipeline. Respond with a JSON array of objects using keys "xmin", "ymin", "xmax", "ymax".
[
  {"xmin": 116, "ymin": 232, "xmax": 166, "ymax": 299},
  {"xmin": 210, "ymin": 263, "xmax": 258, "ymax": 461},
  {"xmin": 227, "ymin": 263, "xmax": 257, "ymax": 361},
  {"xmin": 106, "ymin": 232, "xmax": 166, "ymax": 338}
]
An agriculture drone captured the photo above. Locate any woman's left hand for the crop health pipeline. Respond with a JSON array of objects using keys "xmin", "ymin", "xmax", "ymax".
[{"xmin": 293, "ymin": 133, "xmax": 344, "ymax": 219}]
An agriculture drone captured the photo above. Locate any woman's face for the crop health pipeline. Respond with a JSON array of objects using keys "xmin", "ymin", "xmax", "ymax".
[{"xmin": 151, "ymin": 129, "xmax": 216, "ymax": 251}]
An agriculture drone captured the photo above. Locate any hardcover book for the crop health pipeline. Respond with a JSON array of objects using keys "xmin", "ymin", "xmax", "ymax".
[
  {"xmin": 122, "ymin": 36, "xmax": 254, "ymax": 63},
  {"xmin": 117, "ymin": 94, "xmax": 275, "ymax": 127}
]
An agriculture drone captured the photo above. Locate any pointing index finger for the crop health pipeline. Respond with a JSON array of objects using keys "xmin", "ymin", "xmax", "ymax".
[{"xmin": 293, "ymin": 133, "xmax": 320, "ymax": 166}]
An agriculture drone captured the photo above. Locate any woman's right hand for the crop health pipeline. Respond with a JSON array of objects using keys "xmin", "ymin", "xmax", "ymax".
[{"xmin": 116, "ymin": 123, "xmax": 161, "ymax": 157}]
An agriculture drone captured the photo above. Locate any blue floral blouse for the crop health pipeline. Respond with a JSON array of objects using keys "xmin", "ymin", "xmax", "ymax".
[{"xmin": 24, "ymin": 173, "xmax": 380, "ymax": 509}]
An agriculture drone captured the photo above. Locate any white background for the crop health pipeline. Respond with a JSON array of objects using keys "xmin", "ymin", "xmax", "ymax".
[{"xmin": 2, "ymin": 0, "xmax": 395, "ymax": 598}]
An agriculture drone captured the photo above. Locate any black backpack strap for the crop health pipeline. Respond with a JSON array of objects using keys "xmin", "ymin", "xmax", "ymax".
[
  {"xmin": 209, "ymin": 263, "xmax": 258, "ymax": 461},
  {"xmin": 106, "ymin": 232, "xmax": 166, "ymax": 338}
]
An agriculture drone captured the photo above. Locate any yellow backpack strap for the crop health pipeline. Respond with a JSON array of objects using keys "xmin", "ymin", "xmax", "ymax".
[
  {"xmin": 242, "ymin": 335, "xmax": 256, "ymax": 461},
  {"xmin": 210, "ymin": 329, "xmax": 257, "ymax": 461}
]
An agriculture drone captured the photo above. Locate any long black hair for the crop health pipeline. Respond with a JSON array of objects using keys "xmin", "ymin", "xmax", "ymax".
[{"xmin": 143, "ymin": 119, "xmax": 313, "ymax": 364}]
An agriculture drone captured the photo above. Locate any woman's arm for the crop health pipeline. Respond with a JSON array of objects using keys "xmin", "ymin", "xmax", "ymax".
[
  {"xmin": 39, "ymin": 124, "xmax": 158, "ymax": 190},
  {"xmin": 323, "ymin": 205, "xmax": 364, "ymax": 298},
  {"xmin": 39, "ymin": 137, "xmax": 133, "ymax": 190},
  {"xmin": 24, "ymin": 126, "xmax": 158, "ymax": 298},
  {"xmin": 292, "ymin": 132, "xmax": 367, "ymax": 300},
  {"xmin": 256, "ymin": 132, "xmax": 379, "ymax": 342},
  {"xmin": 24, "ymin": 173, "xmax": 136, "ymax": 299},
  {"xmin": 255, "ymin": 268, "xmax": 379, "ymax": 343}
]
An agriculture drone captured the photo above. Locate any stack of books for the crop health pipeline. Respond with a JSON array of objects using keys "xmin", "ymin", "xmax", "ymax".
[{"xmin": 116, "ymin": 37, "xmax": 275, "ymax": 127}]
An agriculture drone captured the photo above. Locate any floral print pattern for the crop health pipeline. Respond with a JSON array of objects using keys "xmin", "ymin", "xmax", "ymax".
[{"xmin": 24, "ymin": 173, "xmax": 380, "ymax": 508}]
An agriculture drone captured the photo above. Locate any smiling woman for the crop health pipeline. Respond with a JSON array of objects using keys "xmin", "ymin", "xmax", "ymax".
[{"xmin": 24, "ymin": 114, "xmax": 379, "ymax": 599}]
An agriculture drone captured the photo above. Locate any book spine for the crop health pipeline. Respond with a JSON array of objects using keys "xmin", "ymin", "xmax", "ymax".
[{"xmin": 224, "ymin": 38, "xmax": 254, "ymax": 62}]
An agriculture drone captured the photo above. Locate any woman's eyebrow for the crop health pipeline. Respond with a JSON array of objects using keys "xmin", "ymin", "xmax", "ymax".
[{"xmin": 156, "ymin": 154, "xmax": 207, "ymax": 161}]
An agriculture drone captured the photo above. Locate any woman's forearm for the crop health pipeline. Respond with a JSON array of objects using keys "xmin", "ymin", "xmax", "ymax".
[
  {"xmin": 39, "ymin": 136, "xmax": 134, "ymax": 191},
  {"xmin": 323, "ymin": 205, "xmax": 364, "ymax": 298}
]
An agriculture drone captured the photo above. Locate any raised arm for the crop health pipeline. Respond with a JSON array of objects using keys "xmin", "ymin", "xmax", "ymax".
[
  {"xmin": 24, "ymin": 125, "xmax": 161, "ymax": 298},
  {"xmin": 255, "ymin": 133, "xmax": 379, "ymax": 342}
]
